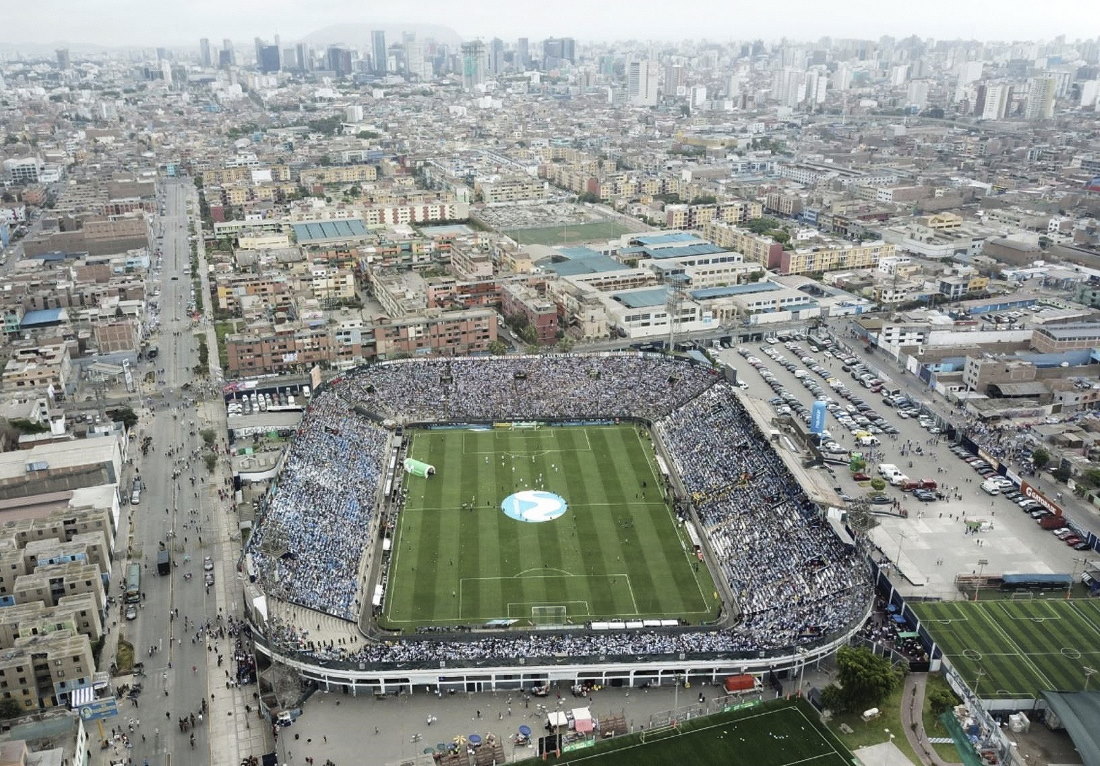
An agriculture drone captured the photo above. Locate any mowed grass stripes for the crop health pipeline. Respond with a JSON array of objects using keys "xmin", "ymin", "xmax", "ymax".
[
  {"xmin": 381, "ymin": 425, "xmax": 721, "ymax": 631},
  {"xmin": 912, "ymin": 598, "xmax": 1100, "ymax": 698}
]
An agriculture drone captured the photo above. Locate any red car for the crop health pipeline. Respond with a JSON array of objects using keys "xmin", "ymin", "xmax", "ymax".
[
  {"xmin": 853, "ymin": 472, "xmax": 872, "ymax": 481},
  {"xmin": 1064, "ymin": 536, "xmax": 1083, "ymax": 546}
]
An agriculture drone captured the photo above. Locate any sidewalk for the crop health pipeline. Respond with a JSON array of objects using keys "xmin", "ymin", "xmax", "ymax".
[{"xmin": 899, "ymin": 673, "xmax": 956, "ymax": 766}]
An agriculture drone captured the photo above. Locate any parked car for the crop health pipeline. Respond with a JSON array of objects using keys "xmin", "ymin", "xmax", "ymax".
[{"xmin": 853, "ymin": 472, "xmax": 872, "ymax": 482}]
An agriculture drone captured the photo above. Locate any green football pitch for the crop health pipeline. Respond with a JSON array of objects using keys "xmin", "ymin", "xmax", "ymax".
[
  {"xmin": 911, "ymin": 598, "xmax": 1100, "ymax": 699},
  {"xmin": 505, "ymin": 220, "xmax": 634, "ymax": 246},
  {"xmin": 380, "ymin": 425, "xmax": 721, "ymax": 630},
  {"xmin": 515, "ymin": 699, "xmax": 854, "ymax": 766}
]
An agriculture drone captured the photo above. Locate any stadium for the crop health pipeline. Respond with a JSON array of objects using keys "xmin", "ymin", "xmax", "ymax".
[{"xmin": 243, "ymin": 353, "xmax": 872, "ymax": 695}]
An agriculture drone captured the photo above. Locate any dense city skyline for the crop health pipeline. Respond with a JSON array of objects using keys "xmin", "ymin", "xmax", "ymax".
[{"xmin": 2, "ymin": 0, "xmax": 1096, "ymax": 49}]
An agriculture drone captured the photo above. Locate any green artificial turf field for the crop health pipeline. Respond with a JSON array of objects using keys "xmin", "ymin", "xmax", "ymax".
[
  {"xmin": 911, "ymin": 598, "xmax": 1100, "ymax": 699},
  {"xmin": 515, "ymin": 699, "xmax": 854, "ymax": 766},
  {"xmin": 380, "ymin": 425, "xmax": 720, "ymax": 631},
  {"xmin": 505, "ymin": 220, "xmax": 634, "ymax": 246}
]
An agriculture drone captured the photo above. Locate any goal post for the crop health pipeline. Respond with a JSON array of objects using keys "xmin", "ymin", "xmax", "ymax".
[
  {"xmin": 640, "ymin": 722, "xmax": 680, "ymax": 744},
  {"xmin": 531, "ymin": 605, "xmax": 568, "ymax": 626}
]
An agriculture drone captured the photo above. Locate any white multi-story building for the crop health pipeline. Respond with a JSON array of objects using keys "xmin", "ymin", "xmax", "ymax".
[{"xmin": 627, "ymin": 60, "xmax": 659, "ymax": 107}]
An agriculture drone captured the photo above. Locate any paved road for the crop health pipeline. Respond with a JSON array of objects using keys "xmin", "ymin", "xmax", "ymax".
[{"xmin": 98, "ymin": 180, "xmax": 243, "ymax": 766}]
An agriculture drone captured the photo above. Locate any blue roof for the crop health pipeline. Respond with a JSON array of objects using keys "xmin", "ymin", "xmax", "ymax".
[
  {"xmin": 557, "ymin": 246, "xmax": 604, "ymax": 259},
  {"xmin": 21, "ymin": 308, "xmax": 64, "ymax": 327},
  {"xmin": 631, "ymin": 232, "xmax": 703, "ymax": 246},
  {"xmin": 291, "ymin": 219, "xmax": 369, "ymax": 243},
  {"xmin": 690, "ymin": 282, "xmax": 780, "ymax": 300},
  {"xmin": 643, "ymin": 243, "xmax": 726, "ymax": 260},
  {"xmin": 543, "ymin": 255, "xmax": 628, "ymax": 276},
  {"xmin": 612, "ymin": 287, "xmax": 669, "ymax": 309}
]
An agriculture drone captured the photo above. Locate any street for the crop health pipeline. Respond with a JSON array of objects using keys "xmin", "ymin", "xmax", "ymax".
[{"xmin": 101, "ymin": 179, "xmax": 254, "ymax": 765}]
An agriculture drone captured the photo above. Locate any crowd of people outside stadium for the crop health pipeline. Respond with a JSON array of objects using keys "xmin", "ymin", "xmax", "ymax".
[{"xmin": 248, "ymin": 353, "xmax": 871, "ymax": 665}]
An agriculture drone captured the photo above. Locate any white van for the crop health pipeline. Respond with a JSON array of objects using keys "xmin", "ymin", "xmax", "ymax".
[
  {"xmin": 858, "ymin": 435, "xmax": 880, "ymax": 447},
  {"xmin": 878, "ymin": 463, "xmax": 900, "ymax": 478},
  {"xmin": 980, "ymin": 479, "xmax": 1002, "ymax": 495}
]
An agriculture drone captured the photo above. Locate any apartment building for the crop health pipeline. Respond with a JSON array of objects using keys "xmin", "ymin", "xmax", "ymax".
[
  {"xmin": 225, "ymin": 325, "xmax": 336, "ymax": 377},
  {"xmin": 373, "ymin": 308, "xmax": 498, "ymax": 358},
  {"xmin": 778, "ymin": 240, "xmax": 893, "ymax": 276},
  {"xmin": 664, "ymin": 200, "xmax": 762, "ymax": 230},
  {"xmin": 475, "ymin": 177, "xmax": 548, "ymax": 204},
  {"xmin": 0, "ymin": 593, "xmax": 103, "ymax": 650},
  {"xmin": 299, "ymin": 164, "xmax": 379, "ymax": 186},
  {"xmin": 0, "ymin": 630, "xmax": 96, "ymax": 710},
  {"xmin": 501, "ymin": 283, "xmax": 558, "ymax": 344},
  {"xmin": 1, "ymin": 344, "xmax": 72, "ymax": 394},
  {"xmin": 214, "ymin": 274, "xmax": 293, "ymax": 317},
  {"xmin": 701, "ymin": 221, "xmax": 784, "ymax": 269}
]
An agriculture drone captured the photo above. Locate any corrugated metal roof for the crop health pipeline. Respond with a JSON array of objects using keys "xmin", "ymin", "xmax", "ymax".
[
  {"xmin": 291, "ymin": 219, "xmax": 369, "ymax": 243},
  {"xmin": 612, "ymin": 287, "xmax": 669, "ymax": 309}
]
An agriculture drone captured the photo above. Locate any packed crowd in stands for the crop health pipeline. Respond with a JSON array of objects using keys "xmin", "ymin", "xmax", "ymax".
[
  {"xmin": 249, "ymin": 353, "xmax": 872, "ymax": 664},
  {"xmin": 247, "ymin": 392, "xmax": 388, "ymax": 620},
  {"xmin": 342, "ymin": 354, "xmax": 719, "ymax": 423},
  {"xmin": 657, "ymin": 384, "xmax": 870, "ymax": 650}
]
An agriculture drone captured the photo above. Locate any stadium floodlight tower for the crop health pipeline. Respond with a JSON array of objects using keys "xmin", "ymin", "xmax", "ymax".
[{"xmin": 665, "ymin": 275, "xmax": 688, "ymax": 352}]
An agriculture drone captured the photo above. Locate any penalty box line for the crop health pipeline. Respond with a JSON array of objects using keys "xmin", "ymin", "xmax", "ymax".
[{"xmin": 459, "ymin": 573, "xmax": 639, "ymax": 619}]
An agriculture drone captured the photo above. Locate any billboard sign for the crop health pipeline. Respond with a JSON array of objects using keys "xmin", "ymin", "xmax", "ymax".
[{"xmin": 1020, "ymin": 481, "xmax": 1063, "ymax": 517}]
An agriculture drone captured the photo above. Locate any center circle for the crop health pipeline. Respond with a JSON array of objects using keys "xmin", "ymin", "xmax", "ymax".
[{"xmin": 501, "ymin": 490, "xmax": 568, "ymax": 523}]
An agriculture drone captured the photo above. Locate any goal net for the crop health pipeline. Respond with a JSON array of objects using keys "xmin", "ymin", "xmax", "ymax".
[
  {"xmin": 531, "ymin": 606, "xmax": 568, "ymax": 626},
  {"xmin": 640, "ymin": 723, "xmax": 680, "ymax": 744},
  {"xmin": 1010, "ymin": 591, "xmax": 1035, "ymax": 600}
]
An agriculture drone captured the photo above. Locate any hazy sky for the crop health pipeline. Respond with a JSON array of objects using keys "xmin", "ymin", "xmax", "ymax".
[{"xmin": 4, "ymin": 0, "xmax": 1097, "ymax": 48}]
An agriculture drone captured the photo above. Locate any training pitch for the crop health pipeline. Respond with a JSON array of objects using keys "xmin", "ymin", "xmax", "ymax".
[
  {"xmin": 911, "ymin": 598, "xmax": 1100, "ymax": 699},
  {"xmin": 515, "ymin": 699, "xmax": 854, "ymax": 766},
  {"xmin": 380, "ymin": 425, "xmax": 721, "ymax": 631},
  {"xmin": 505, "ymin": 221, "xmax": 634, "ymax": 246}
]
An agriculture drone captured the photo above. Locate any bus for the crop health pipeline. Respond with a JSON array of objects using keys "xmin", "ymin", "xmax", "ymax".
[{"xmin": 125, "ymin": 563, "xmax": 141, "ymax": 603}]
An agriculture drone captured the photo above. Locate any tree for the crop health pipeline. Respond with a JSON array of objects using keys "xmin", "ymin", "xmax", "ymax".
[
  {"xmin": 0, "ymin": 698, "xmax": 24, "ymax": 720},
  {"xmin": 820, "ymin": 646, "xmax": 905, "ymax": 713},
  {"xmin": 488, "ymin": 340, "xmax": 508, "ymax": 356},
  {"xmin": 745, "ymin": 217, "xmax": 780, "ymax": 235},
  {"xmin": 1084, "ymin": 468, "xmax": 1100, "ymax": 488},
  {"xmin": 107, "ymin": 407, "xmax": 139, "ymax": 430},
  {"xmin": 870, "ymin": 478, "xmax": 887, "ymax": 492},
  {"xmin": 849, "ymin": 456, "xmax": 867, "ymax": 473},
  {"xmin": 1031, "ymin": 447, "xmax": 1050, "ymax": 470},
  {"xmin": 927, "ymin": 684, "xmax": 958, "ymax": 716}
]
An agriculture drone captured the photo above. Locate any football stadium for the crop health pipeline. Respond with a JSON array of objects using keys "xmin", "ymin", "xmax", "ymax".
[{"xmin": 244, "ymin": 353, "xmax": 872, "ymax": 695}]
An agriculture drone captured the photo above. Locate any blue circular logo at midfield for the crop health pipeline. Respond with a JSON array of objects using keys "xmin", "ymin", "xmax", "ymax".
[{"xmin": 501, "ymin": 490, "xmax": 568, "ymax": 523}]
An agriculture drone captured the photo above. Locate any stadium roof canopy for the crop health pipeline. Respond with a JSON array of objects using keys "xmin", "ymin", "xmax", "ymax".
[{"xmin": 1042, "ymin": 691, "xmax": 1100, "ymax": 766}]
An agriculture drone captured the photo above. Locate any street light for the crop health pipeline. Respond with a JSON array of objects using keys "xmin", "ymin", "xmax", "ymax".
[{"xmin": 975, "ymin": 558, "xmax": 988, "ymax": 602}]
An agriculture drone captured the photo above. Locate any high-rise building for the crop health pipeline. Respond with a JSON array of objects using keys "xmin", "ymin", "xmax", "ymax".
[
  {"xmin": 222, "ymin": 39, "xmax": 235, "ymax": 68},
  {"xmin": 543, "ymin": 37, "xmax": 575, "ymax": 68},
  {"xmin": 627, "ymin": 60, "xmax": 659, "ymax": 106},
  {"xmin": 489, "ymin": 38, "xmax": 504, "ymax": 75},
  {"xmin": 665, "ymin": 63, "xmax": 685, "ymax": 93},
  {"xmin": 199, "ymin": 38, "xmax": 212, "ymax": 68},
  {"xmin": 979, "ymin": 82, "xmax": 1012, "ymax": 120},
  {"xmin": 1025, "ymin": 76, "xmax": 1056, "ymax": 120},
  {"xmin": 327, "ymin": 46, "xmax": 353, "ymax": 77},
  {"xmin": 405, "ymin": 39, "xmax": 430, "ymax": 80},
  {"xmin": 297, "ymin": 43, "xmax": 311, "ymax": 72},
  {"xmin": 55, "ymin": 48, "xmax": 70, "ymax": 70},
  {"xmin": 517, "ymin": 38, "xmax": 529, "ymax": 70},
  {"xmin": 372, "ymin": 30, "xmax": 387, "ymax": 74},
  {"xmin": 461, "ymin": 41, "xmax": 487, "ymax": 90},
  {"xmin": 257, "ymin": 45, "xmax": 280, "ymax": 73},
  {"xmin": 906, "ymin": 79, "xmax": 929, "ymax": 110}
]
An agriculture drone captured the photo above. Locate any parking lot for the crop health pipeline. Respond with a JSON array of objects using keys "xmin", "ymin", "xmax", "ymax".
[{"xmin": 718, "ymin": 331, "xmax": 1094, "ymax": 599}]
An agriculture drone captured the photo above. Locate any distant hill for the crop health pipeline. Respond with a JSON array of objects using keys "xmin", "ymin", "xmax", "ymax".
[{"xmin": 300, "ymin": 23, "xmax": 462, "ymax": 49}]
